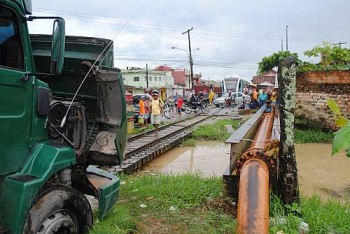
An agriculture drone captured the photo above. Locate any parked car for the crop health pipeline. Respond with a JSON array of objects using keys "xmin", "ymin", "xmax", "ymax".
[
  {"xmin": 213, "ymin": 92, "xmax": 245, "ymax": 107},
  {"xmin": 133, "ymin": 94, "xmax": 153, "ymax": 123}
]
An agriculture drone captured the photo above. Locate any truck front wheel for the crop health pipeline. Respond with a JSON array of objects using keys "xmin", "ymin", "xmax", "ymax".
[{"xmin": 24, "ymin": 185, "xmax": 93, "ymax": 234}]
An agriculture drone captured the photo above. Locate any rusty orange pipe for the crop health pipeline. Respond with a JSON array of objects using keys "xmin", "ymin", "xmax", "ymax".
[
  {"xmin": 236, "ymin": 111, "xmax": 275, "ymax": 234},
  {"xmin": 251, "ymin": 113, "xmax": 274, "ymax": 149},
  {"xmin": 237, "ymin": 158, "xmax": 269, "ymax": 234}
]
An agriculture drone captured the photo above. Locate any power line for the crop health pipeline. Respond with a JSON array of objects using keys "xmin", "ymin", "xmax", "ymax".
[{"xmin": 33, "ymin": 7, "xmax": 326, "ymax": 44}]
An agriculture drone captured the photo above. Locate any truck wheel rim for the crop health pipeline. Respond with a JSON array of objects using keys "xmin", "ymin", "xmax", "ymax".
[{"xmin": 37, "ymin": 210, "xmax": 78, "ymax": 234}]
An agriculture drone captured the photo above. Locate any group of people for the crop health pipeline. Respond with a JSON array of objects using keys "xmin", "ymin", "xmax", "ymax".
[
  {"xmin": 138, "ymin": 90, "xmax": 185, "ymax": 134},
  {"xmin": 165, "ymin": 93, "xmax": 184, "ymax": 118},
  {"xmin": 248, "ymin": 87, "xmax": 278, "ymax": 109}
]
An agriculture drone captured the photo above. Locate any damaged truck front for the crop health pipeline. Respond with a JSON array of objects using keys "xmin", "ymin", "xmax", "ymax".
[{"xmin": 0, "ymin": 0, "xmax": 127, "ymax": 233}]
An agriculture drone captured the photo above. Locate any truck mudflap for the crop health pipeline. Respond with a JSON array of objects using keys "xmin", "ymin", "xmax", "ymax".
[{"xmin": 86, "ymin": 166, "xmax": 120, "ymax": 219}]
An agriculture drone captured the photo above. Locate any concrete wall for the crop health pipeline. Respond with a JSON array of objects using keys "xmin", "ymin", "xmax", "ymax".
[{"xmin": 295, "ymin": 71, "xmax": 350, "ymax": 129}]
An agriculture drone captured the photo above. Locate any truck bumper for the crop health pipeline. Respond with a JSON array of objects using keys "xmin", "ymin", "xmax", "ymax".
[{"xmin": 86, "ymin": 166, "xmax": 120, "ymax": 219}]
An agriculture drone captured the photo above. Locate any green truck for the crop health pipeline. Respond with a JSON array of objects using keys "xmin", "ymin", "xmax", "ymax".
[{"xmin": 0, "ymin": 0, "xmax": 127, "ymax": 233}]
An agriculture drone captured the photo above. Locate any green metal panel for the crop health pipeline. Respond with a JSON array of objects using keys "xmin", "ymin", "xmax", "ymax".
[
  {"xmin": 0, "ymin": 2, "xmax": 33, "ymax": 175},
  {"xmin": 0, "ymin": 142, "xmax": 76, "ymax": 233},
  {"xmin": 87, "ymin": 166, "xmax": 120, "ymax": 219}
]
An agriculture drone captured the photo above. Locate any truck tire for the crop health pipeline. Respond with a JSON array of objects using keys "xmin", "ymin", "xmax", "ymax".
[{"xmin": 24, "ymin": 184, "xmax": 93, "ymax": 234}]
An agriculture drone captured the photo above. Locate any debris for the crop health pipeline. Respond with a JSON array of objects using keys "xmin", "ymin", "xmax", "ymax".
[
  {"xmin": 140, "ymin": 204, "xmax": 147, "ymax": 208},
  {"xmin": 169, "ymin": 206, "xmax": 177, "ymax": 212},
  {"xmin": 299, "ymin": 221, "xmax": 310, "ymax": 234}
]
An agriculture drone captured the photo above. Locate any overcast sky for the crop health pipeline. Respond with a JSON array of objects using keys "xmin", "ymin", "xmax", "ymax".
[{"xmin": 29, "ymin": 0, "xmax": 350, "ymax": 82}]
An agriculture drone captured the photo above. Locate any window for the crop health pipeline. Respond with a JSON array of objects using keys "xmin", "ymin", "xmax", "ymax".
[
  {"xmin": 159, "ymin": 77, "xmax": 162, "ymax": 81},
  {"xmin": 149, "ymin": 77, "xmax": 152, "ymax": 81},
  {"xmin": 134, "ymin": 77, "xmax": 139, "ymax": 82},
  {"xmin": 154, "ymin": 77, "xmax": 157, "ymax": 81},
  {"xmin": 0, "ymin": 7, "xmax": 24, "ymax": 70}
]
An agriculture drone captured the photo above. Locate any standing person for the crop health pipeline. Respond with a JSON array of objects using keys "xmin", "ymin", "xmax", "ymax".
[
  {"xmin": 271, "ymin": 88, "xmax": 278, "ymax": 105},
  {"xmin": 176, "ymin": 95, "xmax": 184, "ymax": 119},
  {"xmin": 252, "ymin": 87, "xmax": 258, "ymax": 109},
  {"xmin": 167, "ymin": 95, "xmax": 175, "ymax": 118},
  {"xmin": 258, "ymin": 89, "xmax": 268, "ymax": 107},
  {"xmin": 138, "ymin": 96, "xmax": 146, "ymax": 128},
  {"xmin": 208, "ymin": 89, "xmax": 215, "ymax": 108},
  {"xmin": 144, "ymin": 96, "xmax": 150, "ymax": 126},
  {"xmin": 150, "ymin": 90, "xmax": 163, "ymax": 135}
]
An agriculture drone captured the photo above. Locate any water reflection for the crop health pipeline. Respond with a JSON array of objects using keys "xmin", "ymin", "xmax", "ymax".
[{"xmin": 142, "ymin": 141, "xmax": 230, "ymax": 177}]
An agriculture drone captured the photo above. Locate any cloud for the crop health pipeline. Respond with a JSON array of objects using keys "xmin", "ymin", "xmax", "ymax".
[{"xmin": 30, "ymin": 0, "xmax": 350, "ymax": 80}]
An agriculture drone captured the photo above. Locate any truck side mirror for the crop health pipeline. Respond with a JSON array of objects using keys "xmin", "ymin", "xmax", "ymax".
[{"xmin": 50, "ymin": 18, "xmax": 65, "ymax": 75}]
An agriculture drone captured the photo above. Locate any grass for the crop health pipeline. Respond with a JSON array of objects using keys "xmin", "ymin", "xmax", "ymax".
[
  {"xmin": 190, "ymin": 118, "xmax": 240, "ymax": 141},
  {"xmin": 90, "ymin": 174, "xmax": 235, "ymax": 234},
  {"xmin": 269, "ymin": 195, "xmax": 350, "ymax": 234},
  {"xmin": 294, "ymin": 127, "xmax": 334, "ymax": 144},
  {"xmin": 90, "ymin": 174, "xmax": 350, "ymax": 234}
]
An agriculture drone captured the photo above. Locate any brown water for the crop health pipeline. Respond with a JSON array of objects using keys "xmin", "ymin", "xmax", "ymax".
[
  {"xmin": 296, "ymin": 143, "xmax": 350, "ymax": 200},
  {"xmin": 142, "ymin": 141, "xmax": 230, "ymax": 177},
  {"xmin": 142, "ymin": 142, "xmax": 350, "ymax": 200}
]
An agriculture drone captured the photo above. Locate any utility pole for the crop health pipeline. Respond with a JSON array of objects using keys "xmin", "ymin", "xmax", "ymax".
[
  {"xmin": 281, "ymin": 39, "xmax": 284, "ymax": 52},
  {"xmin": 146, "ymin": 63, "xmax": 149, "ymax": 89},
  {"xmin": 286, "ymin": 25, "xmax": 289, "ymax": 52},
  {"xmin": 334, "ymin": 42, "xmax": 347, "ymax": 48},
  {"xmin": 182, "ymin": 27, "xmax": 194, "ymax": 90}
]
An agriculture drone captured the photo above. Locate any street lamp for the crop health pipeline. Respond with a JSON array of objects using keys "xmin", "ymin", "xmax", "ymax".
[{"xmin": 171, "ymin": 46, "xmax": 199, "ymax": 89}]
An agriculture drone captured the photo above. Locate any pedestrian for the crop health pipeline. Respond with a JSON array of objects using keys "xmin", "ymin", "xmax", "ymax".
[
  {"xmin": 150, "ymin": 90, "xmax": 163, "ymax": 135},
  {"xmin": 208, "ymin": 89, "xmax": 215, "ymax": 108},
  {"xmin": 144, "ymin": 96, "xmax": 150, "ymax": 125},
  {"xmin": 271, "ymin": 88, "xmax": 278, "ymax": 105},
  {"xmin": 167, "ymin": 95, "xmax": 176, "ymax": 118},
  {"xmin": 258, "ymin": 89, "xmax": 268, "ymax": 107},
  {"xmin": 177, "ymin": 95, "xmax": 184, "ymax": 119},
  {"xmin": 138, "ymin": 96, "xmax": 146, "ymax": 128},
  {"xmin": 252, "ymin": 87, "xmax": 258, "ymax": 109}
]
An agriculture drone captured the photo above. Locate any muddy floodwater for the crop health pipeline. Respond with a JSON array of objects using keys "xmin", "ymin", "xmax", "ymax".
[
  {"xmin": 296, "ymin": 143, "xmax": 350, "ymax": 200},
  {"xmin": 142, "ymin": 142, "xmax": 350, "ymax": 200},
  {"xmin": 142, "ymin": 141, "xmax": 230, "ymax": 177}
]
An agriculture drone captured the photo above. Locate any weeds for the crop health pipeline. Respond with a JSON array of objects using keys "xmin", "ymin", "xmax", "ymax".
[
  {"xmin": 190, "ymin": 118, "xmax": 240, "ymax": 141},
  {"xmin": 90, "ymin": 174, "xmax": 235, "ymax": 234},
  {"xmin": 294, "ymin": 127, "xmax": 333, "ymax": 144},
  {"xmin": 269, "ymin": 194, "xmax": 350, "ymax": 233}
]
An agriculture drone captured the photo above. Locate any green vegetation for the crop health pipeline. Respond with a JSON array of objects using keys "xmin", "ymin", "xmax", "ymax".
[
  {"xmin": 257, "ymin": 42, "xmax": 350, "ymax": 74},
  {"xmin": 90, "ymin": 174, "xmax": 350, "ymax": 233},
  {"xmin": 90, "ymin": 174, "xmax": 235, "ymax": 234},
  {"xmin": 294, "ymin": 127, "xmax": 333, "ymax": 144},
  {"xmin": 301, "ymin": 42, "xmax": 350, "ymax": 72},
  {"xmin": 270, "ymin": 195, "xmax": 350, "ymax": 234},
  {"xmin": 327, "ymin": 99, "xmax": 350, "ymax": 157},
  {"xmin": 258, "ymin": 51, "xmax": 300, "ymax": 74},
  {"xmin": 190, "ymin": 118, "xmax": 240, "ymax": 141}
]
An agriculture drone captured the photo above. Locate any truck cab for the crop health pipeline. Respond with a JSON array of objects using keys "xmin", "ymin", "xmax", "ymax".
[{"xmin": 0, "ymin": 1, "xmax": 127, "ymax": 233}]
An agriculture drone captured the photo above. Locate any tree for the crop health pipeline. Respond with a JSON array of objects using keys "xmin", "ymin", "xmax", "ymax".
[
  {"xmin": 304, "ymin": 42, "xmax": 350, "ymax": 69},
  {"xmin": 258, "ymin": 51, "xmax": 299, "ymax": 74}
]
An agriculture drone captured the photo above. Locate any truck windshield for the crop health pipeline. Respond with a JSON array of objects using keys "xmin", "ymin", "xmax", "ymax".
[{"xmin": 0, "ymin": 6, "xmax": 23, "ymax": 69}]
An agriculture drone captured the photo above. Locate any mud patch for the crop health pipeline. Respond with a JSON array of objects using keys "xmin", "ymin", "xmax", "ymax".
[
  {"xmin": 204, "ymin": 198, "xmax": 237, "ymax": 217},
  {"xmin": 138, "ymin": 217, "xmax": 181, "ymax": 234}
]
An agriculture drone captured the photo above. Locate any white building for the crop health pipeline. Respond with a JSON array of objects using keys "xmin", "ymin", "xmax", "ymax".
[{"xmin": 121, "ymin": 67, "xmax": 174, "ymax": 100}]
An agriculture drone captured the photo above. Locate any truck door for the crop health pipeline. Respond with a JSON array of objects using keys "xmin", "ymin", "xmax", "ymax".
[{"xmin": 0, "ymin": 5, "xmax": 34, "ymax": 175}]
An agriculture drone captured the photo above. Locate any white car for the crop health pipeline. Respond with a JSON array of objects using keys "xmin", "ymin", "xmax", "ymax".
[{"xmin": 213, "ymin": 92, "xmax": 245, "ymax": 107}]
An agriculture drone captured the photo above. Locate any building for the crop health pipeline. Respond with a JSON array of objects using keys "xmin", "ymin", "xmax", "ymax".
[
  {"xmin": 121, "ymin": 66, "xmax": 174, "ymax": 100},
  {"xmin": 252, "ymin": 70, "xmax": 277, "ymax": 85}
]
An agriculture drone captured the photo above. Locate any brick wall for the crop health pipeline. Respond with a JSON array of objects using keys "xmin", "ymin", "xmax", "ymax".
[{"xmin": 295, "ymin": 71, "xmax": 350, "ymax": 129}]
